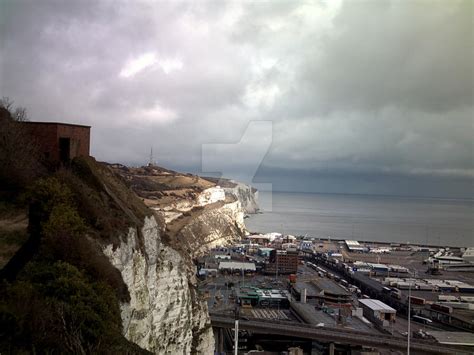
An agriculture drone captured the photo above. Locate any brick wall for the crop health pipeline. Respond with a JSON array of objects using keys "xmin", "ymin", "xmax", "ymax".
[
  {"xmin": 56, "ymin": 124, "xmax": 90, "ymax": 159},
  {"xmin": 22, "ymin": 122, "xmax": 90, "ymax": 163}
]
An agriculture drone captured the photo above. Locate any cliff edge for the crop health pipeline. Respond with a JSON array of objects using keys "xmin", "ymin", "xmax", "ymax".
[{"xmin": 1, "ymin": 158, "xmax": 257, "ymax": 354}]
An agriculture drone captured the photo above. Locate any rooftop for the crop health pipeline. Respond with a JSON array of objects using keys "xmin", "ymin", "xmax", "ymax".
[
  {"xmin": 238, "ymin": 286, "xmax": 289, "ymax": 300},
  {"xmin": 218, "ymin": 261, "xmax": 256, "ymax": 271},
  {"xmin": 291, "ymin": 302, "xmax": 375, "ymax": 332},
  {"xmin": 22, "ymin": 121, "xmax": 91, "ymax": 128},
  {"xmin": 359, "ymin": 299, "xmax": 396, "ymax": 313},
  {"xmin": 313, "ymin": 278, "xmax": 352, "ymax": 296},
  {"xmin": 248, "ymin": 235, "xmax": 271, "ymax": 239},
  {"xmin": 294, "ymin": 278, "xmax": 351, "ymax": 297},
  {"xmin": 427, "ymin": 331, "xmax": 474, "ymax": 346}
]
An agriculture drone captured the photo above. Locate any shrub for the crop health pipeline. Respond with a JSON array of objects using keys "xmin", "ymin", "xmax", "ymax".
[
  {"xmin": 42, "ymin": 204, "xmax": 86, "ymax": 239},
  {"xmin": 0, "ymin": 261, "xmax": 123, "ymax": 353}
]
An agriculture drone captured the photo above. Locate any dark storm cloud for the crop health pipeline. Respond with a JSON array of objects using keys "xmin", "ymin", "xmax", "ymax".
[{"xmin": 0, "ymin": 0, "xmax": 472, "ymax": 197}]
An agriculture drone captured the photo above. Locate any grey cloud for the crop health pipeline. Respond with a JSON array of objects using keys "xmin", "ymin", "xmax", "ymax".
[
  {"xmin": 305, "ymin": 0, "xmax": 473, "ymax": 113},
  {"xmin": 0, "ymin": 0, "xmax": 472, "ymax": 198}
]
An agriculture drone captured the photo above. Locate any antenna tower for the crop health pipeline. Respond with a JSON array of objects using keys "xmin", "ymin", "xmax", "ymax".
[{"xmin": 148, "ymin": 147, "xmax": 154, "ymax": 167}]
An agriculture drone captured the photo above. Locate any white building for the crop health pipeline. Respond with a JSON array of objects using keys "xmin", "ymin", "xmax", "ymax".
[
  {"xmin": 345, "ymin": 240, "xmax": 365, "ymax": 252},
  {"xmin": 218, "ymin": 261, "xmax": 256, "ymax": 272},
  {"xmin": 300, "ymin": 241, "xmax": 313, "ymax": 250},
  {"xmin": 359, "ymin": 299, "xmax": 396, "ymax": 328},
  {"xmin": 462, "ymin": 248, "xmax": 474, "ymax": 263}
]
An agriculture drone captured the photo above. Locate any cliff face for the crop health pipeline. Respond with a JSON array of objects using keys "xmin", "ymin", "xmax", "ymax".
[
  {"xmin": 109, "ymin": 165, "xmax": 251, "ymax": 255},
  {"xmin": 101, "ymin": 194, "xmax": 245, "ymax": 354},
  {"xmin": 103, "ymin": 216, "xmax": 213, "ymax": 354},
  {"xmin": 222, "ymin": 181, "xmax": 259, "ymax": 214},
  {"xmin": 1, "ymin": 158, "xmax": 256, "ymax": 354},
  {"xmin": 99, "ymin": 164, "xmax": 255, "ymax": 353},
  {"xmin": 202, "ymin": 177, "xmax": 259, "ymax": 214},
  {"xmin": 177, "ymin": 198, "xmax": 246, "ymax": 258}
]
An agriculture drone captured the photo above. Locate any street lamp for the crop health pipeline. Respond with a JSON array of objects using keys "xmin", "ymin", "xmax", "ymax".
[
  {"xmin": 407, "ymin": 269, "xmax": 417, "ymax": 355},
  {"xmin": 234, "ymin": 304, "xmax": 240, "ymax": 355},
  {"xmin": 407, "ymin": 281, "xmax": 411, "ymax": 355}
]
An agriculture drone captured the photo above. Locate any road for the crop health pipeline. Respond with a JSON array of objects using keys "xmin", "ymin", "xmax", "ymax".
[{"xmin": 210, "ymin": 314, "xmax": 471, "ymax": 354}]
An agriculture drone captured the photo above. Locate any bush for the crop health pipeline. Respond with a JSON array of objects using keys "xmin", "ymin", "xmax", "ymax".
[
  {"xmin": 42, "ymin": 204, "xmax": 86, "ymax": 239},
  {"xmin": 23, "ymin": 175, "xmax": 130, "ymax": 303},
  {"xmin": 0, "ymin": 261, "xmax": 123, "ymax": 353}
]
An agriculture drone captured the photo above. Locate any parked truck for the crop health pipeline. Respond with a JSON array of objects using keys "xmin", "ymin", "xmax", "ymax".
[{"xmin": 409, "ymin": 296, "xmax": 426, "ymax": 305}]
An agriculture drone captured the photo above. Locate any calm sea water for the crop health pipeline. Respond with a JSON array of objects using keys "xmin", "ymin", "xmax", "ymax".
[{"xmin": 245, "ymin": 192, "xmax": 474, "ymax": 247}]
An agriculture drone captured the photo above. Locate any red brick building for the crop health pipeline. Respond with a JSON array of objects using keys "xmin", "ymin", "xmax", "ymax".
[
  {"xmin": 22, "ymin": 122, "xmax": 91, "ymax": 164},
  {"xmin": 265, "ymin": 249, "xmax": 299, "ymax": 274}
]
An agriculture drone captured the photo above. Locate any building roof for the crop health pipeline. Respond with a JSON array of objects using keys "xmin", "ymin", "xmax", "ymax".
[
  {"xmin": 248, "ymin": 235, "xmax": 271, "ymax": 239},
  {"xmin": 218, "ymin": 261, "xmax": 256, "ymax": 271},
  {"xmin": 359, "ymin": 299, "xmax": 396, "ymax": 313},
  {"xmin": 291, "ymin": 302, "xmax": 375, "ymax": 332},
  {"xmin": 237, "ymin": 287, "xmax": 289, "ymax": 300},
  {"xmin": 427, "ymin": 331, "xmax": 474, "ymax": 346},
  {"xmin": 312, "ymin": 278, "xmax": 351, "ymax": 297},
  {"xmin": 275, "ymin": 249, "xmax": 298, "ymax": 255},
  {"xmin": 345, "ymin": 240, "xmax": 365, "ymax": 251},
  {"xmin": 371, "ymin": 263, "xmax": 389, "ymax": 270},
  {"xmin": 22, "ymin": 121, "xmax": 91, "ymax": 128},
  {"xmin": 255, "ymin": 289, "xmax": 289, "ymax": 299},
  {"xmin": 293, "ymin": 281, "xmax": 321, "ymax": 297}
]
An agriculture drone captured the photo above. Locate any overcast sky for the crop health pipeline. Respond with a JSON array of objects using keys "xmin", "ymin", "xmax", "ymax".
[{"xmin": 1, "ymin": 0, "xmax": 472, "ymax": 198}]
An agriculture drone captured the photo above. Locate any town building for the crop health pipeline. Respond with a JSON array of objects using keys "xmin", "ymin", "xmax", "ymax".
[
  {"xmin": 358, "ymin": 299, "xmax": 396, "ymax": 329},
  {"xmin": 247, "ymin": 234, "xmax": 272, "ymax": 245},
  {"xmin": 257, "ymin": 247, "xmax": 274, "ymax": 257},
  {"xmin": 345, "ymin": 240, "xmax": 365, "ymax": 252},
  {"xmin": 22, "ymin": 121, "xmax": 90, "ymax": 164},
  {"xmin": 237, "ymin": 286, "xmax": 290, "ymax": 308},
  {"xmin": 265, "ymin": 249, "xmax": 298, "ymax": 274},
  {"xmin": 291, "ymin": 278, "xmax": 352, "ymax": 305},
  {"xmin": 218, "ymin": 261, "xmax": 256, "ymax": 274},
  {"xmin": 300, "ymin": 240, "xmax": 313, "ymax": 250},
  {"xmin": 462, "ymin": 248, "xmax": 474, "ymax": 263}
]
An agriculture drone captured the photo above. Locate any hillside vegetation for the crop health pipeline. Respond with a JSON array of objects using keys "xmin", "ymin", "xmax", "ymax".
[
  {"xmin": 0, "ymin": 157, "xmax": 155, "ymax": 353},
  {"xmin": 0, "ymin": 102, "xmax": 154, "ymax": 353}
]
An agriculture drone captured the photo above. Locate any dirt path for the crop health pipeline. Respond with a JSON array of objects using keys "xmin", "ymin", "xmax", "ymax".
[{"xmin": 0, "ymin": 212, "xmax": 28, "ymax": 268}]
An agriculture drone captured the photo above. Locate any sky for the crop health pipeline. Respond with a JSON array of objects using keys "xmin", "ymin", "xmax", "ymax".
[{"xmin": 0, "ymin": 0, "xmax": 473, "ymax": 198}]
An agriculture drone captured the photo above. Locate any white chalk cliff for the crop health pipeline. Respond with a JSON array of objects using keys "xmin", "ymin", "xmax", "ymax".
[
  {"xmin": 103, "ymin": 216, "xmax": 214, "ymax": 354},
  {"xmin": 223, "ymin": 181, "xmax": 259, "ymax": 214},
  {"xmin": 101, "ymin": 181, "xmax": 255, "ymax": 354}
]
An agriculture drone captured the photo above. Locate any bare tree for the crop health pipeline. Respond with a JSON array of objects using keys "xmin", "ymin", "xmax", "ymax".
[
  {"xmin": 1, "ymin": 97, "xmax": 29, "ymax": 121},
  {"xmin": 0, "ymin": 97, "xmax": 44, "ymax": 194}
]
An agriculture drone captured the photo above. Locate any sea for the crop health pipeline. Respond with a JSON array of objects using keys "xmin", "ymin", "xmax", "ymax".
[{"xmin": 245, "ymin": 191, "xmax": 474, "ymax": 248}]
